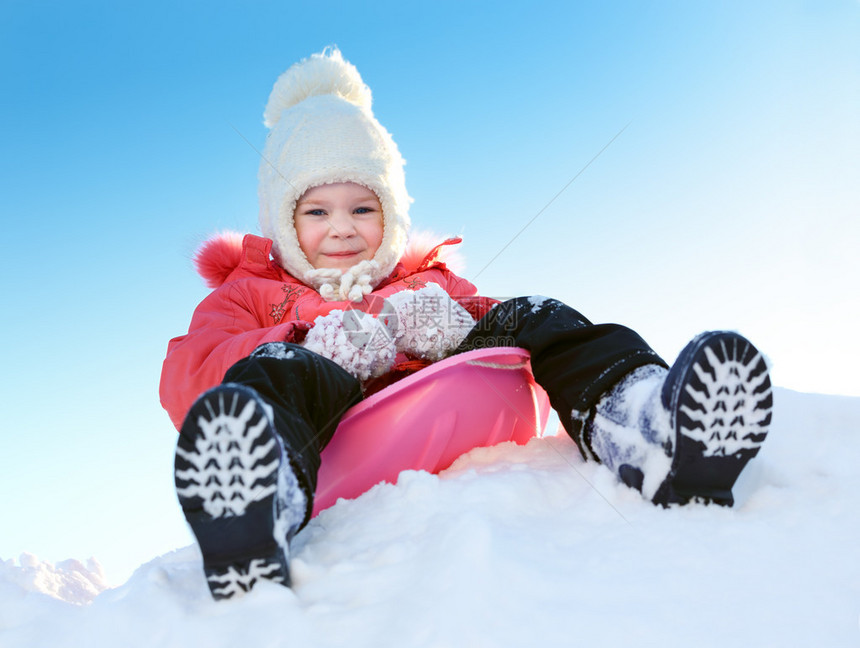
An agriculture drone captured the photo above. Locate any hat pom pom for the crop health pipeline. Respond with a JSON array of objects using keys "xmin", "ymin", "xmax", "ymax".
[{"xmin": 263, "ymin": 47, "xmax": 372, "ymax": 129}]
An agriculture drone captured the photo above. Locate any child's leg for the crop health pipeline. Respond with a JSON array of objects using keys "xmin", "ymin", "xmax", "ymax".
[
  {"xmin": 455, "ymin": 297, "xmax": 668, "ymax": 446},
  {"xmin": 174, "ymin": 342, "xmax": 362, "ymax": 599},
  {"xmin": 456, "ymin": 298, "xmax": 772, "ymax": 506},
  {"xmin": 221, "ymin": 342, "xmax": 364, "ymax": 503}
]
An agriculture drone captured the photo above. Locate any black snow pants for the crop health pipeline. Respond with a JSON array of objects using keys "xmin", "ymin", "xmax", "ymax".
[{"xmin": 218, "ymin": 297, "xmax": 667, "ymax": 521}]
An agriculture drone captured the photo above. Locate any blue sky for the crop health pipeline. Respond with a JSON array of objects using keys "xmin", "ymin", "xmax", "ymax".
[{"xmin": 1, "ymin": 0, "xmax": 858, "ymax": 585}]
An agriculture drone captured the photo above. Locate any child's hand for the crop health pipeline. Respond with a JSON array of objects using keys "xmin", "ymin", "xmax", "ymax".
[
  {"xmin": 387, "ymin": 283, "xmax": 476, "ymax": 362},
  {"xmin": 302, "ymin": 310, "xmax": 396, "ymax": 381}
]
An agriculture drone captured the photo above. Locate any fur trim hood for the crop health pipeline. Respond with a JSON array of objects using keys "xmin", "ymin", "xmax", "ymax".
[
  {"xmin": 258, "ymin": 48, "xmax": 412, "ymax": 302},
  {"xmin": 193, "ymin": 231, "xmax": 464, "ymax": 290}
]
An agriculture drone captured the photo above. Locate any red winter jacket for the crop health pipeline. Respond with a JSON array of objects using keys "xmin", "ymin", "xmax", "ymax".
[{"xmin": 159, "ymin": 233, "xmax": 497, "ymax": 430}]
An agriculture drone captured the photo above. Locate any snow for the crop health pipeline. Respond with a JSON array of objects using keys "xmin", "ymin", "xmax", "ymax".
[
  {"xmin": 2, "ymin": 387, "xmax": 859, "ymax": 647},
  {"xmin": 0, "ymin": 554, "xmax": 108, "ymax": 606},
  {"xmin": 526, "ymin": 295, "xmax": 550, "ymax": 309}
]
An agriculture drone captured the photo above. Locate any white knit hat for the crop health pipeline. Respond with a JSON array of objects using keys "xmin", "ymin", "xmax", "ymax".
[{"xmin": 258, "ymin": 48, "xmax": 412, "ymax": 302}]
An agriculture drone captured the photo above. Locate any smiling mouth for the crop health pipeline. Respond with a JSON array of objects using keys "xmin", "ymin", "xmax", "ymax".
[{"xmin": 324, "ymin": 251, "xmax": 362, "ymax": 257}]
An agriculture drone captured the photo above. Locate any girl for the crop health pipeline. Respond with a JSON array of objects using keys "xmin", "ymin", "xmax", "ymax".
[{"xmin": 160, "ymin": 49, "xmax": 773, "ymax": 600}]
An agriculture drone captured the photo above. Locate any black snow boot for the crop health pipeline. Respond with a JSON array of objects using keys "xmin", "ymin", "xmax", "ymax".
[
  {"xmin": 174, "ymin": 383, "xmax": 308, "ymax": 600},
  {"xmin": 587, "ymin": 331, "xmax": 773, "ymax": 506}
]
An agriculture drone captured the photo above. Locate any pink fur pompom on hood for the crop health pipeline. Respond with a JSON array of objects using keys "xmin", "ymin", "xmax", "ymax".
[
  {"xmin": 193, "ymin": 231, "xmax": 246, "ymax": 289},
  {"xmin": 192, "ymin": 230, "xmax": 464, "ymax": 290},
  {"xmin": 397, "ymin": 230, "xmax": 465, "ymax": 275}
]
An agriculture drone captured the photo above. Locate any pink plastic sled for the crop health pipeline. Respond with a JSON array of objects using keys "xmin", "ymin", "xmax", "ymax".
[{"xmin": 313, "ymin": 347, "xmax": 551, "ymax": 516}]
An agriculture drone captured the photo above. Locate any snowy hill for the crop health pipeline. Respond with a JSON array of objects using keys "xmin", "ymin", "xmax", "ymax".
[{"xmin": 2, "ymin": 387, "xmax": 859, "ymax": 647}]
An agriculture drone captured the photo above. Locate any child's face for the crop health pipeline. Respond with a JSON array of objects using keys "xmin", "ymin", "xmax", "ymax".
[{"xmin": 294, "ymin": 182, "xmax": 384, "ymax": 271}]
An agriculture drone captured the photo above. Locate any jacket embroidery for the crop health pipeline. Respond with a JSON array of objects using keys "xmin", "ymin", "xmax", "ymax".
[
  {"xmin": 405, "ymin": 277, "xmax": 427, "ymax": 290},
  {"xmin": 270, "ymin": 284, "xmax": 304, "ymax": 324}
]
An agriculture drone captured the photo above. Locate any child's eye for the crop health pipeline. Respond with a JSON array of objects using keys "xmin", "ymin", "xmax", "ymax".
[
  {"xmin": 354, "ymin": 206, "xmax": 377, "ymax": 215},
  {"xmin": 305, "ymin": 209, "xmax": 326, "ymax": 216}
]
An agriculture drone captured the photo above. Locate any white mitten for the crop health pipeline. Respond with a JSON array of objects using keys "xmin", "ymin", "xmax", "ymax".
[
  {"xmin": 302, "ymin": 310, "xmax": 396, "ymax": 381},
  {"xmin": 386, "ymin": 283, "xmax": 476, "ymax": 362}
]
